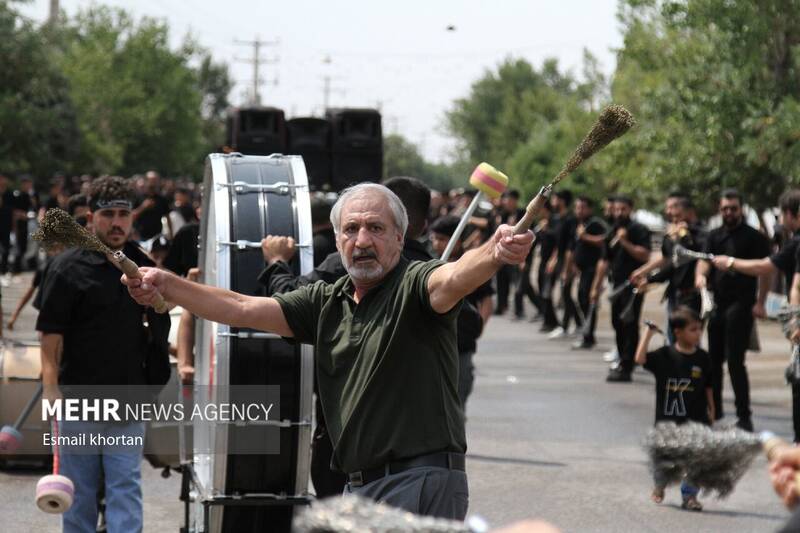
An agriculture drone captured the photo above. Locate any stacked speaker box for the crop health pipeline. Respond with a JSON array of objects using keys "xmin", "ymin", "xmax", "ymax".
[
  {"xmin": 326, "ymin": 108, "xmax": 383, "ymax": 191},
  {"xmin": 286, "ymin": 118, "xmax": 331, "ymax": 191},
  {"xmin": 227, "ymin": 107, "xmax": 288, "ymax": 155}
]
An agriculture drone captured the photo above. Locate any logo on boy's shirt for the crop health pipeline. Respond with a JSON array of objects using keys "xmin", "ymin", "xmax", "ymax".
[
  {"xmin": 664, "ymin": 378, "xmax": 691, "ymax": 417},
  {"xmin": 691, "ymin": 366, "xmax": 703, "ymax": 379}
]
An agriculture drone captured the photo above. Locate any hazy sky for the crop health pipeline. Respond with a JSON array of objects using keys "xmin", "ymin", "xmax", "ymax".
[{"xmin": 20, "ymin": 0, "xmax": 623, "ymax": 162}]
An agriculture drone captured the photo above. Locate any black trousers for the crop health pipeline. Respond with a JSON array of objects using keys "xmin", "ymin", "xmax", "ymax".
[
  {"xmin": 0, "ymin": 225, "xmax": 10, "ymax": 274},
  {"xmin": 538, "ymin": 262, "xmax": 560, "ymax": 328},
  {"xmin": 561, "ymin": 276, "xmax": 579, "ymax": 331},
  {"xmin": 707, "ymin": 301, "xmax": 753, "ymax": 421},
  {"xmin": 577, "ymin": 268, "xmax": 597, "ymax": 343},
  {"xmin": 793, "ymin": 383, "xmax": 800, "ymax": 443},
  {"xmin": 611, "ymin": 289, "xmax": 643, "ymax": 373},
  {"xmin": 514, "ymin": 263, "xmax": 542, "ymax": 317},
  {"xmin": 495, "ymin": 265, "xmax": 515, "ymax": 313},
  {"xmin": 13, "ymin": 219, "xmax": 27, "ymax": 273}
]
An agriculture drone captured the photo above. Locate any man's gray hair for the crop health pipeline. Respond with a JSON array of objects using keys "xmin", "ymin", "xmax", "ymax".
[{"xmin": 330, "ymin": 183, "xmax": 408, "ymax": 237}]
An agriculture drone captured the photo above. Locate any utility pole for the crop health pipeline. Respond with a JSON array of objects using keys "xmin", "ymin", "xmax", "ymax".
[
  {"xmin": 48, "ymin": 0, "xmax": 59, "ymax": 25},
  {"xmin": 320, "ymin": 55, "xmax": 344, "ymax": 114},
  {"xmin": 234, "ymin": 36, "xmax": 279, "ymax": 105}
]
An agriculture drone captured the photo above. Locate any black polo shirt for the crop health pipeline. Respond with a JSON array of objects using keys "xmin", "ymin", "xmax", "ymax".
[
  {"xmin": 163, "ymin": 222, "xmax": 199, "ymax": 277},
  {"xmin": 606, "ymin": 220, "xmax": 651, "ymax": 285},
  {"xmin": 274, "ymin": 258, "xmax": 465, "ymax": 473},
  {"xmin": 772, "ymin": 233, "xmax": 800, "ymax": 290},
  {"xmin": 134, "ymin": 193, "xmax": 171, "ymax": 240},
  {"xmin": 704, "ymin": 222, "xmax": 770, "ymax": 305},
  {"xmin": 537, "ymin": 216, "xmax": 558, "ymax": 266},
  {"xmin": 570, "ymin": 216, "xmax": 607, "ymax": 271},
  {"xmin": 36, "ymin": 242, "xmax": 170, "ymax": 386}
]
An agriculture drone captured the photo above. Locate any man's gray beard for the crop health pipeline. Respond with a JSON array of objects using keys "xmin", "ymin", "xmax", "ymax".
[{"xmin": 344, "ymin": 260, "xmax": 385, "ymax": 283}]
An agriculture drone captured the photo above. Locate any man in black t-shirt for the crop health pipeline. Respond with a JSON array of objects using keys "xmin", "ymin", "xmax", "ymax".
[
  {"xmin": 564, "ymin": 196, "xmax": 608, "ymax": 349},
  {"xmin": 695, "ymin": 189, "xmax": 770, "ymax": 432},
  {"xmin": 546, "ymin": 190, "xmax": 580, "ymax": 338},
  {"xmin": 0, "ymin": 174, "xmax": 14, "ymax": 274},
  {"xmin": 632, "ymin": 193, "xmax": 706, "ymax": 342},
  {"xmin": 593, "ymin": 195, "xmax": 652, "ymax": 382},
  {"xmin": 36, "ymin": 176, "xmax": 170, "ymax": 532},
  {"xmin": 494, "ymin": 190, "xmax": 524, "ymax": 315},
  {"xmin": 12, "ymin": 176, "xmax": 38, "ymax": 272},
  {"xmin": 132, "ymin": 170, "xmax": 171, "ymax": 241}
]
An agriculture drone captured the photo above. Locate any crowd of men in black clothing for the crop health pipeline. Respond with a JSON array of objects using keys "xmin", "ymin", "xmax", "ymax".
[
  {"xmin": 10, "ymin": 167, "xmax": 800, "ymax": 497},
  {"xmin": 431, "ymin": 185, "xmax": 800, "ymax": 440}
]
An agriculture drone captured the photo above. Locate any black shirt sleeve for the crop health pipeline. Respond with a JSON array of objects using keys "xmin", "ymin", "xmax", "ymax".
[
  {"xmin": 258, "ymin": 252, "xmax": 346, "ymax": 296},
  {"xmin": 643, "ymin": 346, "xmax": 664, "ymax": 374},
  {"xmin": 771, "ymin": 238, "xmax": 798, "ymax": 276}
]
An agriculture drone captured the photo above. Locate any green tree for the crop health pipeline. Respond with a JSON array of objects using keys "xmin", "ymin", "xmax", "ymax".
[
  {"xmin": 57, "ymin": 6, "xmax": 205, "ymax": 176},
  {"xmin": 0, "ymin": 1, "xmax": 80, "ymax": 178},
  {"xmin": 445, "ymin": 54, "xmax": 608, "ymax": 201},
  {"xmin": 383, "ymin": 133, "xmax": 459, "ymax": 191},
  {"xmin": 610, "ymin": 0, "xmax": 800, "ymax": 213}
]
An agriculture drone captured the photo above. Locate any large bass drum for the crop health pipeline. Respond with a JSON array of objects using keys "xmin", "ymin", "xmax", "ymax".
[{"xmin": 192, "ymin": 153, "xmax": 314, "ymax": 532}]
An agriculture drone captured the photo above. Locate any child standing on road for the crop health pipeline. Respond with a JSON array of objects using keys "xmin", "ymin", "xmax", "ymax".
[{"xmin": 635, "ymin": 306, "xmax": 714, "ymax": 511}]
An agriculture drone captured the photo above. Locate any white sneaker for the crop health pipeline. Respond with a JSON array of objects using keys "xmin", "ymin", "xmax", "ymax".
[
  {"xmin": 547, "ymin": 327, "xmax": 566, "ymax": 340},
  {"xmin": 603, "ymin": 349, "xmax": 619, "ymax": 362}
]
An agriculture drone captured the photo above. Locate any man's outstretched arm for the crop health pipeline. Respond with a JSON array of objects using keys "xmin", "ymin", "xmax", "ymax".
[
  {"xmin": 428, "ymin": 224, "xmax": 533, "ymax": 314},
  {"xmin": 122, "ymin": 268, "xmax": 294, "ymax": 337}
]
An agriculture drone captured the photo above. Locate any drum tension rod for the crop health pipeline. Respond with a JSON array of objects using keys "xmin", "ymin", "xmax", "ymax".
[
  {"xmin": 218, "ymin": 331, "xmax": 282, "ymax": 340},
  {"xmin": 217, "ymin": 240, "xmax": 311, "ymax": 251},
  {"xmin": 217, "ymin": 181, "xmax": 307, "ymax": 195}
]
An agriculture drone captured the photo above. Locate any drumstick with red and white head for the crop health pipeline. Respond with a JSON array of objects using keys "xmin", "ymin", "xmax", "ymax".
[
  {"xmin": 441, "ymin": 162, "xmax": 509, "ymax": 261},
  {"xmin": 36, "ymin": 419, "xmax": 75, "ymax": 514},
  {"xmin": 0, "ymin": 383, "xmax": 43, "ymax": 453}
]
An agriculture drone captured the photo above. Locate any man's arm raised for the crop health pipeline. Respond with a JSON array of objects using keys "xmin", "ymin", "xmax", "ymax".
[
  {"xmin": 122, "ymin": 268, "xmax": 294, "ymax": 338},
  {"xmin": 428, "ymin": 224, "xmax": 533, "ymax": 314}
]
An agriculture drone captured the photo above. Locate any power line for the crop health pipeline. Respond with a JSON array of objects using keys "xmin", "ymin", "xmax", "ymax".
[{"xmin": 234, "ymin": 36, "xmax": 279, "ymax": 105}]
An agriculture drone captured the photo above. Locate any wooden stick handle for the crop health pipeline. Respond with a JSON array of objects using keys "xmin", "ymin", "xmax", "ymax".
[
  {"xmin": 113, "ymin": 252, "xmax": 169, "ymax": 314},
  {"xmin": 513, "ymin": 186, "xmax": 552, "ymax": 235}
]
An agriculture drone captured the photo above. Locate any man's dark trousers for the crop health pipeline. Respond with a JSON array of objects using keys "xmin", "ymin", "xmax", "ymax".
[
  {"xmin": 577, "ymin": 268, "xmax": 596, "ymax": 344},
  {"xmin": 611, "ymin": 289, "xmax": 643, "ymax": 374},
  {"xmin": 707, "ymin": 300, "xmax": 753, "ymax": 422}
]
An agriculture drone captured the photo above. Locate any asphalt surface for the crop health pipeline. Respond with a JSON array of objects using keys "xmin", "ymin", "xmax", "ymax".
[{"xmin": 0, "ymin": 272, "xmax": 795, "ymax": 532}]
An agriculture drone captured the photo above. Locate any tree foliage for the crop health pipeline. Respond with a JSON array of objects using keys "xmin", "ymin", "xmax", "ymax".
[
  {"xmin": 445, "ymin": 55, "xmax": 608, "ymax": 201},
  {"xmin": 0, "ymin": 0, "xmax": 80, "ymax": 177},
  {"xmin": 610, "ymin": 0, "xmax": 800, "ymax": 213},
  {"xmin": 444, "ymin": 1, "xmax": 800, "ymax": 213},
  {"xmin": 383, "ymin": 133, "xmax": 459, "ymax": 192},
  {"xmin": 0, "ymin": 2, "xmax": 231, "ymax": 180}
]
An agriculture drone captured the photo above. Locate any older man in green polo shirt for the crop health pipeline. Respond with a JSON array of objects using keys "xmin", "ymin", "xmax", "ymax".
[{"xmin": 122, "ymin": 183, "xmax": 533, "ymax": 520}]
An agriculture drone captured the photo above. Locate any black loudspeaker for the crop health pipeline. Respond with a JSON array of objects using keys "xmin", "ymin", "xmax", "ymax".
[
  {"xmin": 227, "ymin": 107, "xmax": 287, "ymax": 155},
  {"xmin": 287, "ymin": 118, "xmax": 331, "ymax": 190},
  {"xmin": 326, "ymin": 108, "xmax": 383, "ymax": 191}
]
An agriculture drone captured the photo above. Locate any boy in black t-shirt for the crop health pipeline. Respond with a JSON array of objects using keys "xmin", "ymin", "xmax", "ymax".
[{"xmin": 634, "ymin": 307, "xmax": 714, "ymax": 511}]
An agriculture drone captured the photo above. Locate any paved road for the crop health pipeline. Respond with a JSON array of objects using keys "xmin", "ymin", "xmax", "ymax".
[{"xmin": 0, "ymin": 272, "xmax": 795, "ymax": 531}]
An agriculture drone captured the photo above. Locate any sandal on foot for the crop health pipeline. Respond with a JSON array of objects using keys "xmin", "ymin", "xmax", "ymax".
[
  {"xmin": 651, "ymin": 487, "xmax": 664, "ymax": 504},
  {"xmin": 681, "ymin": 497, "xmax": 703, "ymax": 511}
]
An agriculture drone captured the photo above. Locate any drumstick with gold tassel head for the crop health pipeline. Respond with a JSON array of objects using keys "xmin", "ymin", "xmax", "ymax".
[
  {"xmin": 33, "ymin": 208, "xmax": 169, "ymax": 313},
  {"xmin": 513, "ymin": 104, "xmax": 636, "ymax": 234}
]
